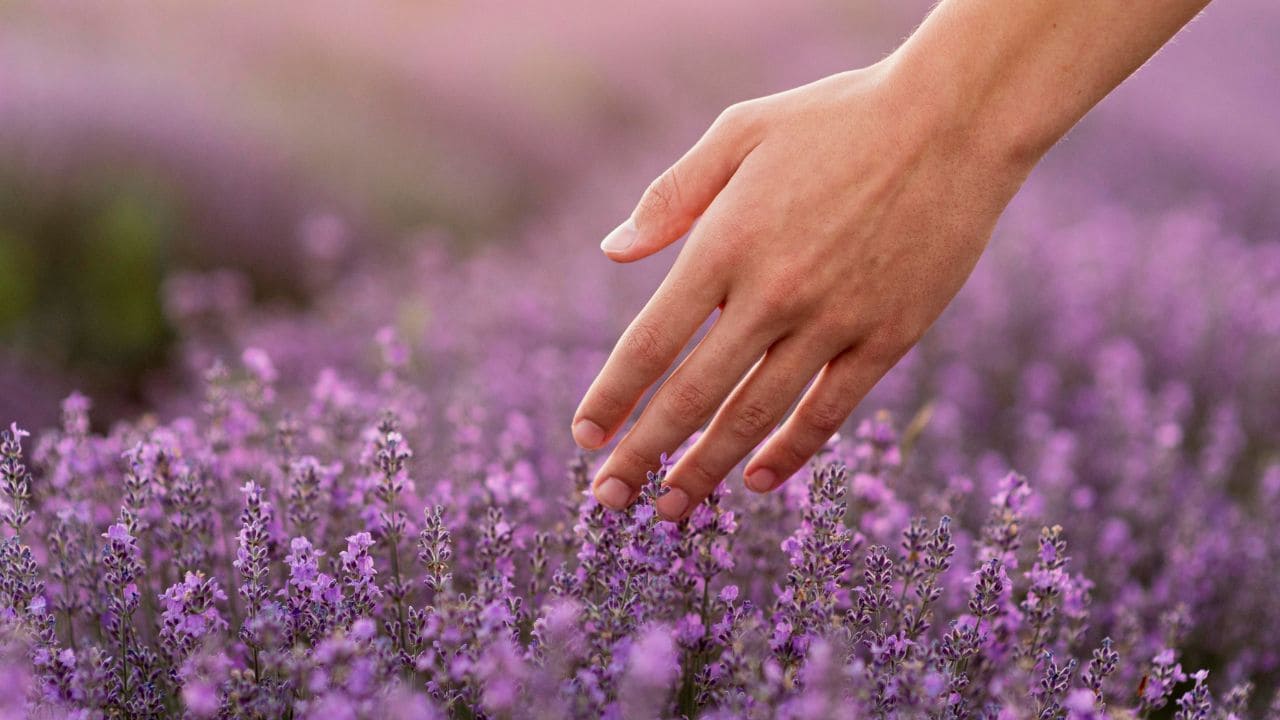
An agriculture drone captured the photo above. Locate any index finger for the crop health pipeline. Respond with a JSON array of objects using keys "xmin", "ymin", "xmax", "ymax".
[{"xmin": 571, "ymin": 254, "xmax": 725, "ymax": 451}]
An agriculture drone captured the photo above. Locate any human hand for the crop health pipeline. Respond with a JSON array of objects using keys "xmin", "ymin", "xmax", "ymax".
[{"xmin": 571, "ymin": 60, "xmax": 1037, "ymax": 522}]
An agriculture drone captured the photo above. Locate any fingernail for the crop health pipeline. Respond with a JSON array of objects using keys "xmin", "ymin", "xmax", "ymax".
[
  {"xmin": 656, "ymin": 486, "xmax": 690, "ymax": 521},
  {"xmin": 745, "ymin": 468, "xmax": 778, "ymax": 493},
  {"xmin": 594, "ymin": 476, "xmax": 633, "ymax": 510},
  {"xmin": 572, "ymin": 419, "xmax": 605, "ymax": 449},
  {"xmin": 600, "ymin": 217, "xmax": 637, "ymax": 253}
]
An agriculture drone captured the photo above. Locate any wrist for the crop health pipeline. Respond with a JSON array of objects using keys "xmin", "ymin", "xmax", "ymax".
[
  {"xmin": 876, "ymin": 0, "xmax": 1209, "ymax": 180},
  {"xmin": 882, "ymin": 51, "xmax": 1055, "ymax": 181}
]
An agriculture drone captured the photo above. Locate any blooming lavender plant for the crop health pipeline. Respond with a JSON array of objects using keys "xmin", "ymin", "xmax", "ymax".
[
  {"xmin": 0, "ymin": 0, "xmax": 1272, "ymax": 716},
  {"xmin": 9, "ymin": 342, "xmax": 1280, "ymax": 718},
  {"xmin": 6, "ymin": 70, "xmax": 1280, "ymax": 710}
]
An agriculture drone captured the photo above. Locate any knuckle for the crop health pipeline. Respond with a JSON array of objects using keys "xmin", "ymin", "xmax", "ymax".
[
  {"xmin": 756, "ymin": 285, "xmax": 792, "ymax": 317},
  {"xmin": 811, "ymin": 308, "xmax": 855, "ymax": 340},
  {"xmin": 587, "ymin": 381, "xmax": 630, "ymax": 419},
  {"xmin": 749, "ymin": 282, "xmax": 806, "ymax": 328},
  {"xmin": 770, "ymin": 437, "xmax": 811, "ymax": 474},
  {"xmin": 620, "ymin": 320, "xmax": 670, "ymax": 373},
  {"xmin": 861, "ymin": 338, "xmax": 899, "ymax": 367},
  {"xmin": 713, "ymin": 100, "xmax": 765, "ymax": 139},
  {"xmin": 638, "ymin": 167, "xmax": 682, "ymax": 220},
  {"xmin": 728, "ymin": 401, "xmax": 776, "ymax": 441},
  {"xmin": 678, "ymin": 456, "xmax": 719, "ymax": 493},
  {"xmin": 714, "ymin": 102, "xmax": 748, "ymax": 130},
  {"xmin": 663, "ymin": 377, "xmax": 714, "ymax": 424},
  {"xmin": 801, "ymin": 399, "xmax": 848, "ymax": 437},
  {"xmin": 865, "ymin": 322, "xmax": 924, "ymax": 365},
  {"xmin": 613, "ymin": 443, "xmax": 660, "ymax": 477}
]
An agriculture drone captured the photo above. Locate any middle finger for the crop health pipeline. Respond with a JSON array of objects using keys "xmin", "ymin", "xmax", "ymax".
[
  {"xmin": 591, "ymin": 303, "xmax": 775, "ymax": 509},
  {"xmin": 659, "ymin": 333, "xmax": 837, "ymax": 520}
]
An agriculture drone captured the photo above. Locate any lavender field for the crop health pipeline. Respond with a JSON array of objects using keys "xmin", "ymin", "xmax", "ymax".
[{"xmin": 1, "ymin": 1, "xmax": 1278, "ymax": 717}]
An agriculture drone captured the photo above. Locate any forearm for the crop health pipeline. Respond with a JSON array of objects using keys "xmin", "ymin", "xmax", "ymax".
[{"xmin": 886, "ymin": 0, "xmax": 1211, "ymax": 169}]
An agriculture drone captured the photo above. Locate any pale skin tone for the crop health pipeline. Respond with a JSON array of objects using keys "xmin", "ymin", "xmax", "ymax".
[{"xmin": 573, "ymin": 0, "xmax": 1213, "ymax": 522}]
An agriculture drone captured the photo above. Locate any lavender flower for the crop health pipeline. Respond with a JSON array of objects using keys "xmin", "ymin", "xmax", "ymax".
[
  {"xmin": 2, "ymin": 197, "xmax": 1279, "ymax": 719},
  {"xmin": 339, "ymin": 532, "xmax": 382, "ymax": 623},
  {"xmin": 100, "ymin": 521, "xmax": 144, "ymax": 714},
  {"xmin": 234, "ymin": 481, "xmax": 274, "ymax": 621},
  {"xmin": 283, "ymin": 536, "xmax": 339, "ymax": 645},
  {"xmin": 1080, "ymin": 637, "xmax": 1118, "ymax": 712},
  {"xmin": 417, "ymin": 505, "xmax": 453, "ymax": 595},
  {"xmin": 1, "ymin": 423, "xmax": 33, "ymax": 533},
  {"xmin": 1174, "ymin": 669, "xmax": 1213, "ymax": 720},
  {"xmin": 616, "ymin": 623, "xmax": 679, "ymax": 720},
  {"xmin": 2, "ymin": 408, "xmax": 1267, "ymax": 718},
  {"xmin": 1139, "ymin": 647, "xmax": 1189, "ymax": 714},
  {"xmin": 372, "ymin": 416, "xmax": 414, "ymax": 663},
  {"xmin": 159, "ymin": 571, "xmax": 228, "ymax": 673},
  {"xmin": 287, "ymin": 456, "xmax": 336, "ymax": 539}
]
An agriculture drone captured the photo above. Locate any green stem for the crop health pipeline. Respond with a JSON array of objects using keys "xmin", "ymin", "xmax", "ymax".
[
  {"xmin": 118, "ymin": 591, "xmax": 130, "ymax": 712},
  {"xmin": 63, "ymin": 607, "xmax": 77, "ymax": 652},
  {"xmin": 389, "ymin": 532, "xmax": 410, "ymax": 669},
  {"xmin": 221, "ymin": 517, "xmax": 241, "ymax": 631},
  {"xmin": 677, "ymin": 575, "xmax": 715, "ymax": 717}
]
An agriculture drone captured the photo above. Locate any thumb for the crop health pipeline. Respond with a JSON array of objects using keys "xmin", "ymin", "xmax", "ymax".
[{"xmin": 601, "ymin": 103, "xmax": 762, "ymax": 263}]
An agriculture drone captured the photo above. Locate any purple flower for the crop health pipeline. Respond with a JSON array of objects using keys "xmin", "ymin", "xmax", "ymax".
[
  {"xmin": 1, "ymin": 423, "xmax": 33, "ymax": 533},
  {"xmin": 616, "ymin": 624, "xmax": 679, "ymax": 719},
  {"xmin": 233, "ymin": 481, "xmax": 274, "ymax": 620},
  {"xmin": 339, "ymin": 531, "xmax": 382, "ymax": 622},
  {"xmin": 159, "ymin": 572, "xmax": 228, "ymax": 670}
]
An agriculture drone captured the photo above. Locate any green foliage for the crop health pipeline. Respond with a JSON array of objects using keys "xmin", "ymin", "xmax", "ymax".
[{"xmin": 0, "ymin": 172, "xmax": 174, "ymax": 392}]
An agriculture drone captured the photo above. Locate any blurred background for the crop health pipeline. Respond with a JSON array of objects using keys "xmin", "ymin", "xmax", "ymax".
[
  {"xmin": 0, "ymin": 0, "xmax": 1275, "ymax": 426},
  {"xmin": 5, "ymin": 0, "xmax": 1280, "ymax": 697}
]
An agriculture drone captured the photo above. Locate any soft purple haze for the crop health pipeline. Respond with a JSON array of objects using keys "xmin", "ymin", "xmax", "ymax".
[{"xmin": 2, "ymin": 0, "xmax": 1279, "ymax": 716}]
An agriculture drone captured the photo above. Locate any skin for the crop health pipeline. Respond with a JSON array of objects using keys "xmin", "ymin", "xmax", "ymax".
[{"xmin": 573, "ymin": 0, "xmax": 1214, "ymax": 522}]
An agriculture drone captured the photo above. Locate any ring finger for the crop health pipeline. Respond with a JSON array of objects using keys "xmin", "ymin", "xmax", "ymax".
[{"xmin": 658, "ymin": 333, "xmax": 839, "ymax": 520}]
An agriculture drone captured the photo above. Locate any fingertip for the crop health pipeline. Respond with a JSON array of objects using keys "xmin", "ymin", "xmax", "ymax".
[
  {"xmin": 600, "ymin": 218, "xmax": 677, "ymax": 264},
  {"xmin": 593, "ymin": 476, "xmax": 635, "ymax": 511},
  {"xmin": 744, "ymin": 467, "xmax": 779, "ymax": 493},
  {"xmin": 656, "ymin": 485, "xmax": 691, "ymax": 522},
  {"xmin": 602, "ymin": 249, "xmax": 644, "ymax": 264},
  {"xmin": 599, "ymin": 218, "xmax": 638, "ymax": 257},
  {"xmin": 602, "ymin": 244, "xmax": 658, "ymax": 265},
  {"xmin": 572, "ymin": 418, "xmax": 606, "ymax": 450}
]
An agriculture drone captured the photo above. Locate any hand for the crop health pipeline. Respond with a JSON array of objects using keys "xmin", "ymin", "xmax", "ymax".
[{"xmin": 572, "ymin": 60, "xmax": 1034, "ymax": 521}]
